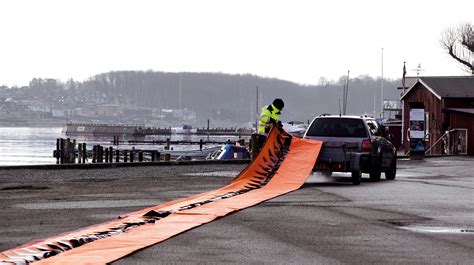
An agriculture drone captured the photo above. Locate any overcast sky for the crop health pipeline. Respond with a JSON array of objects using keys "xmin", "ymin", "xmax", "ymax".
[{"xmin": 1, "ymin": 0, "xmax": 472, "ymax": 87}]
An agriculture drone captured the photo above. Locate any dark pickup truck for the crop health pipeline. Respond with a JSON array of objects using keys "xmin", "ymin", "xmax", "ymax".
[{"xmin": 303, "ymin": 115, "xmax": 397, "ymax": 185}]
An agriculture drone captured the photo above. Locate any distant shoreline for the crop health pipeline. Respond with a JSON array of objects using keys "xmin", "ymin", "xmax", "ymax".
[{"xmin": 0, "ymin": 120, "xmax": 65, "ymax": 128}]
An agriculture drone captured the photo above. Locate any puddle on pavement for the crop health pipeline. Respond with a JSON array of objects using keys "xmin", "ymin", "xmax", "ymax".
[
  {"xmin": 1, "ymin": 185, "xmax": 49, "ymax": 191},
  {"xmin": 400, "ymin": 226, "xmax": 474, "ymax": 234},
  {"xmin": 182, "ymin": 171, "xmax": 240, "ymax": 178}
]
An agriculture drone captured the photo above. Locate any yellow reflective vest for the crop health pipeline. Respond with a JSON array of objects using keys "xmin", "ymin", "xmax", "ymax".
[{"xmin": 258, "ymin": 104, "xmax": 280, "ymax": 134}]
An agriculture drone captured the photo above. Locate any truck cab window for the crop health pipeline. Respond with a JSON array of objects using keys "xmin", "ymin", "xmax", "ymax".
[{"xmin": 366, "ymin": 121, "xmax": 381, "ymax": 136}]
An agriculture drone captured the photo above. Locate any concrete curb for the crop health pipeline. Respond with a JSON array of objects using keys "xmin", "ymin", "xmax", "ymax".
[{"xmin": 0, "ymin": 159, "xmax": 251, "ymax": 170}]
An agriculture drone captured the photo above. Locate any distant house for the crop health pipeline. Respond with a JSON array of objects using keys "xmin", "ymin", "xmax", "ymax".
[
  {"xmin": 400, "ymin": 76, "xmax": 474, "ymax": 155},
  {"xmin": 0, "ymin": 98, "xmax": 28, "ymax": 119},
  {"xmin": 25, "ymin": 100, "xmax": 51, "ymax": 113},
  {"xmin": 52, "ymin": 107, "xmax": 75, "ymax": 118},
  {"xmin": 75, "ymin": 106, "xmax": 98, "ymax": 118},
  {"xmin": 161, "ymin": 108, "xmax": 196, "ymax": 121},
  {"xmin": 22, "ymin": 100, "xmax": 52, "ymax": 119},
  {"xmin": 96, "ymin": 104, "xmax": 123, "ymax": 117}
]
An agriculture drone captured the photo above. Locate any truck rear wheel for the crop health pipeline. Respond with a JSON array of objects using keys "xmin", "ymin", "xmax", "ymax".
[
  {"xmin": 369, "ymin": 169, "xmax": 381, "ymax": 181},
  {"xmin": 369, "ymin": 154, "xmax": 382, "ymax": 181},
  {"xmin": 385, "ymin": 158, "xmax": 397, "ymax": 180},
  {"xmin": 351, "ymin": 170, "xmax": 361, "ymax": 185}
]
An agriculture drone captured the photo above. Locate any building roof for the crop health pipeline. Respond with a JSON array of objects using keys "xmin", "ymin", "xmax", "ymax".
[
  {"xmin": 401, "ymin": 76, "xmax": 474, "ymax": 100},
  {"xmin": 443, "ymin": 108, "xmax": 474, "ymax": 115}
]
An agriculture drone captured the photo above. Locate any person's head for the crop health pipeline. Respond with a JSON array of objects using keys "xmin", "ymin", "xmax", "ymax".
[{"xmin": 272, "ymin": 98, "xmax": 284, "ymax": 112}]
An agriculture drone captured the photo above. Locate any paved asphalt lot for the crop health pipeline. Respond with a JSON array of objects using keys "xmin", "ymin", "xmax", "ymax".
[{"xmin": 1, "ymin": 156, "xmax": 473, "ymax": 264}]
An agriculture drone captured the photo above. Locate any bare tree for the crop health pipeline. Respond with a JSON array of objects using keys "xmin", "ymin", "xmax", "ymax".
[{"xmin": 440, "ymin": 22, "xmax": 473, "ymax": 75}]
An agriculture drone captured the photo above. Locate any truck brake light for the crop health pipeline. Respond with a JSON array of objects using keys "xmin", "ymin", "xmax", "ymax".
[
  {"xmin": 362, "ymin": 139, "xmax": 372, "ymax": 152},
  {"xmin": 334, "ymin": 163, "xmax": 344, "ymax": 170}
]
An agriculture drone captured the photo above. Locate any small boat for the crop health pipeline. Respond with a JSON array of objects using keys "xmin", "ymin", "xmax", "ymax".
[
  {"xmin": 206, "ymin": 144, "xmax": 250, "ymax": 160},
  {"xmin": 282, "ymin": 122, "xmax": 307, "ymax": 137},
  {"xmin": 161, "ymin": 146, "xmax": 222, "ymax": 160}
]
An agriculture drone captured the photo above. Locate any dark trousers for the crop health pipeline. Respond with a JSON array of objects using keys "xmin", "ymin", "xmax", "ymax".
[
  {"xmin": 251, "ymin": 133, "xmax": 268, "ymax": 160},
  {"xmin": 255, "ymin": 134, "xmax": 267, "ymax": 156}
]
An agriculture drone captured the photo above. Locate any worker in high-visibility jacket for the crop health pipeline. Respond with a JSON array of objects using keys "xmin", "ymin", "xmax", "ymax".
[
  {"xmin": 258, "ymin": 98, "xmax": 284, "ymax": 136},
  {"xmin": 253, "ymin": 98, "xmax": 284, "ymax": 154}
]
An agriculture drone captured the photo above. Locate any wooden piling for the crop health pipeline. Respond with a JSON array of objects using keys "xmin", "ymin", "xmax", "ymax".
[
  {"xmin": 55, "ymin": 139, "xmax": 60, "ymax": 164},
  {"xmin": 82, "ymin": 143, "xmax": 86, "ymax": 163},
  {"xmin": 72, "ymin": 139, "xmax": 76, "ymax": 164},
  {"xmin": 105, "ymin": 148, "xmax": 109, "ymax": 163},
  {"xmin": 109, "ymin": 147, "xmax": 113, "ymax": 163},
  {"xmin": 199, "ymin": 139, "xmax": 203, "ymax": 151},
  {"xmin": 166, "ymin": 138, "xmax": 170, "ymax": 150},
  {"xmin": 66, "ymin": 138, "xmax": 72, "ymax": 164},
  {"xmin": 92, "ymin": 145, "xmax": 97, "ymax": 163},
  {"xmin": 98, "ymin": 145, "xmax": 102, "ymax": 163},
  {"xmin": 99, "ymin": 145, "xmax": 103, "ymax": 163},
  {"xmin": 64, "ymin": 139, "xmax": 69, "ymax": 164},
  {"xmin": 124, "ymin": 150, "xmax": 128, "ymax": 163},
  {"xmin": 165, "ymin": 153, "xmax": 171, "ymax": 161},
  {"xmin": 77, "ymin": 143, "xmax": 82, "ymax": 164},
  {"xmin": 60, "ymin": 138, "xmax": 65, "ymax": 164},
  {"xmin": 138, "ymin": 151, "xmax": 143, "ymax": 162}
]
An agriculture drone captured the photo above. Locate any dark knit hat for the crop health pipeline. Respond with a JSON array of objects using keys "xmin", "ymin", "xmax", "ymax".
[{"xmin": 272, "ymin": 98, "xmax": 284, "ymax": 110}]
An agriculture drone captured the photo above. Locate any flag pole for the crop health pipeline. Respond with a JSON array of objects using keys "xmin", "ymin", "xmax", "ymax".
[{"xmin": 402, "ymin": 61, "xmax": 407, "ymax": 94}]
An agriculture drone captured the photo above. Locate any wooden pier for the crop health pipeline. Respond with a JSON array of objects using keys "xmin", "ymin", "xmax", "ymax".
[{"xmin": 54, "ymin": 138, "xmax": 248, "ymax": 165}]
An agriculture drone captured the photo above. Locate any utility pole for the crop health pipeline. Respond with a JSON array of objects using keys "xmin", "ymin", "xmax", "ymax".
[
  {"xmin": 381, "ymin": 48, "xmax": 384, "ymax": 119},
  {"xmin": 255, "ymin": 86, "xmax": 259, "ymax": 131},
  {"xmin": 179, "ymin": 73, "xmax": 182, "ymax": 110},
  {"xmin": 373, "ymin": 82, "xmax": 376, "ymax": 117},
  {"xmin": 135, "ymin": 85, "xmax": 138, "ymax": 111},
  {"xmin": 344, "ymin": 70, "xmax": 350, "ymax": 115}
]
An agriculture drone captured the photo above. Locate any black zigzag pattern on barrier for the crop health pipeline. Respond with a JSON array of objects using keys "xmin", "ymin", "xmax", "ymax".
[{"xmin": 1, "ymin": 133, "xmax": 292, "ymax": 265}]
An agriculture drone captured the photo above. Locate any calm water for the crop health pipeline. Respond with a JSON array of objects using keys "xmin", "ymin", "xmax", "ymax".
[
  {"xmin": 0, "ymin": 127, "xmax": 243, "ymax": 166},
  {"xmin": 0, "ymin": 127, "xmax": 63, "ymax": 166}
]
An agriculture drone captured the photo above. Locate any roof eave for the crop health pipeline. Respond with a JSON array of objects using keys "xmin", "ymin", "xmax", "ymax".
[
  {"xmin": 419, "ymin": 79, "xmax": 442, "ymax": 100},
  {"xmin": 400, "ymin": 78, "xmax": 442, "ymax": 100}
]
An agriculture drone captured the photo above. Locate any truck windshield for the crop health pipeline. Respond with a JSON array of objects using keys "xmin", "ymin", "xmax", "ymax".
[{"xmin": 306, "ymin": 118, "xmax": 368, "ymax": 138}]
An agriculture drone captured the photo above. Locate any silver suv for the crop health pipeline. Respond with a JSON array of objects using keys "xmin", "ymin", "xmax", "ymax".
[{"xmin": 304, "ymin": 114, "xmax": 397, "ymax": 185}]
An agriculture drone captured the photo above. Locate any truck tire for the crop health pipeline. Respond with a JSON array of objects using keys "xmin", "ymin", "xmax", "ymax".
[
  {"xmin": 369, "ymin": 168, "xmax": 381, "ymax": 181},
  {"xmin": 369, "ymin": 154, "xmax": 381, "ymax": 181},
  {"xmin": 321, "ymin": 170, "xmax": 332, "ymax": 177},
  {"xmin": 351, "ymin": 170, "xmax": 361, "ymax": 185},
  {"xmin": 385, "ymin": 157, "xmax": 397, "ymax": 180}
]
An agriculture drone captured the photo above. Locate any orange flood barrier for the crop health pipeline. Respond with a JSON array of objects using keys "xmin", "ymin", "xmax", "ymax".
[{"xmin": 0, "ymin": 128, "xmax": 322, "ymax": 265}]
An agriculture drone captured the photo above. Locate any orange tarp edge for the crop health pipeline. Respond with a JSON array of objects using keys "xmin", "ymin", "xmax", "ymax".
[{"xmin": 1, "ymin": 128, "xmax": 322, "ymax": 265}]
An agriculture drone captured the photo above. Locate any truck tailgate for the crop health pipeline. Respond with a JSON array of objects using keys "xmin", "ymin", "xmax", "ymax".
[{"xmin": 317, "ymin": 141, "xmax": 360, "ymax": 162}]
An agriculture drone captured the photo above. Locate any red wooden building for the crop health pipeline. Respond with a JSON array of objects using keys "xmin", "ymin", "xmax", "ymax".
[{"xmin": 400, "ymin": 76, "xmax": 474, "ymax": 155}]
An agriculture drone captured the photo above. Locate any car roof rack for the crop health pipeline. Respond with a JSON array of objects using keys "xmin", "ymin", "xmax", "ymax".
[{"xmin": 318, "ymin": 113, "xmax": 331, "ymax": 117}]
